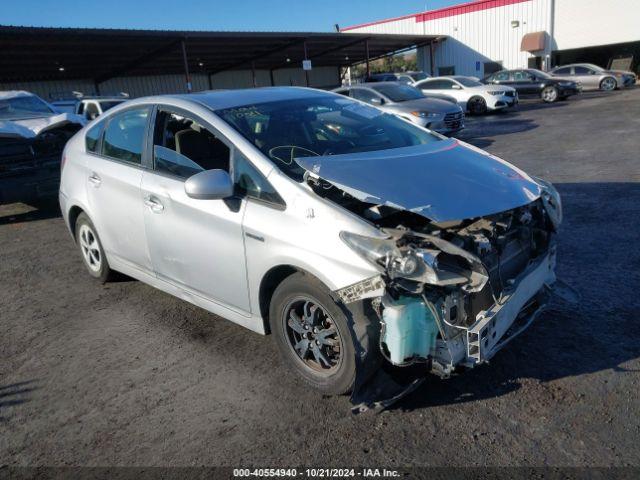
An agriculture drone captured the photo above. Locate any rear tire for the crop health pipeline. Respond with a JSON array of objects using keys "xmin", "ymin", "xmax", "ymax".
[
  {"xmin": 270, "ymin": 272, "xmax": 372, "ymax": 395},
  {"xmin": 75, "ymin": 212, "xmax": 113, "ymax": 283},
  {"xmin": 541, "ymin": 86, "xmax": 559, "ymax": 103},
  {"xmin": 468, "ymin": 96, "xmax": 487, "ymax": 115},
  {"xmin": 600, "ymin": 77, "xmax": 617, "ymax": 91}
]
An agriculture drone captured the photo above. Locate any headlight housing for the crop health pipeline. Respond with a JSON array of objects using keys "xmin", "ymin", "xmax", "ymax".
[
  {"xmin": 411, "ymin": 111, "xmax": 441, "ymax": 118},
  {"xmin": 339, "ymin": 231, "xmax": 488, "ymax": 291},
  {"xmin": 536, "ymin": 177, "xmax": 563, "ymax": 230},
  {"xmin": 489, "ymin": 91, "xmax": 505, "ymax": 96},
  {"xmin": 558, "ymin": 81, "xmax": 574, "ymax": 86}
]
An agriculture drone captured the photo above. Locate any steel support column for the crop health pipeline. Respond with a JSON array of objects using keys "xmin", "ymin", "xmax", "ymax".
[
  {"xmin": 181, "ymin": 38, "xmax": 192, "ymax": 93},
  {"xmin": 365, "ymin": 39, "xmax": 370, "ymax": 78},
  {"xmin": 303, "ymin": 41, "xmax": 310, "ymax": 87}
]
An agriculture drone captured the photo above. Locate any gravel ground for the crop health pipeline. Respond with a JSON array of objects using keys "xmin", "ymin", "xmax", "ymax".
[{"xmin": 1, "ymin": 88, "xmax": 639, "ymax": 468}]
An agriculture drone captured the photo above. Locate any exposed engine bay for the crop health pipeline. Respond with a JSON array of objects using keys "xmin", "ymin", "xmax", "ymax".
[{"xmin": 300, "ymin": 158, "xmax": 561, "ymax": 385}]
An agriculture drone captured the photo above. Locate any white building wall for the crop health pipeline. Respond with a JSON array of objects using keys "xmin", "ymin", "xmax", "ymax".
[
  {"xmin": 553, "ymin": 0, "xmax": 640, "ymax": 50},
  {"xmin": 344, "ymin": 0, "xmax": 553, "ymax": 77},
  {"xmin": 424, "ymin": 0, "xmax": 551, "ymax": 76}
]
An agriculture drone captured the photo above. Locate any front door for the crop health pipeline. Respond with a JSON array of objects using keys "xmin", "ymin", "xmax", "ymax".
[{"xmin": 141, "ymin": 107, "xmax": 251, "ymax": 313}]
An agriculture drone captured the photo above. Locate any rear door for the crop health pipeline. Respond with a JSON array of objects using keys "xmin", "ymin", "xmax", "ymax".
[
  {"xmin": 140, "ymin": 106, "xmax": 251, "ymax": 313},
  {"xmin": 85, "ymin": 105, "xmax": 153, "ymax": 273}
]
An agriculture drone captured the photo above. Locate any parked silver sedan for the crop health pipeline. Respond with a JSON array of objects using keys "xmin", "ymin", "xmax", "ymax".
[
  {"xmin": 549, "ymin": 63, "xmax": 636, "ymax": 91},
  {"xmin": 59, "ymin": 87, "xmax": 560, "ymax": 403},
  {"xmin": 334, "ymin": 82, "xmax": 464, "ymax": 135}
]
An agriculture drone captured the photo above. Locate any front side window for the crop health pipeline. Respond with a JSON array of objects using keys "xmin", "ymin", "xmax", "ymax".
[
  {"xmin": 494, "ymin": 71, "xmax": 511, "ymax": 81},
  {"xmin": 553, "ymin": 67, "xmax": 571, "ymax": 75},
  {"xmin": 454, "ymin": 77, "xmax": 482, "ymax": 87},
  {"xmin": 350, "ymin": 88, "xmax": 382, "ymax": 104},
  {"xmin": 234, "ymin": 151, "xmax": 284, "ymax": 206},
  {"xmin": 369, "ymin": 84, "xmax": 424, "ymax": 102},
  {"xmin": 152, "ymin": 110, "xmax": 230, "ymax": 179},
  {"xmin": 513, "ymin": 71, "xmax": 533, "ymax": 81},
  {"xmin": 216, "ymin": 95, "xmax": 440, "ymax": 181},
  {"xmin": 84, "ymin": 102, "xmax": 100, "ymax": 120},
  {"xmin": 419, "ymin": 79, "xmax": 453, "ymax": 90},
  {"xmin": 102, "ymin": 107, "xmax": 149, "ymax": 164},
  {"xmin": 573, "ymin": 66, "xmax": 592, "ymax": 75}
]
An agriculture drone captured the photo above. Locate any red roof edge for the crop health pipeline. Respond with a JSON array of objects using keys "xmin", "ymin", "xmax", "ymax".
[{"xmin": 341, "ymin": 0, "xmax": 531, "ymax": 32}]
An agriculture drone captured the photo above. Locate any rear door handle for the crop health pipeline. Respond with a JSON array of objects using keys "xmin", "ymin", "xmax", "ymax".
[
  {"xmin": 144, "ymin": 195, "xmax": 164, "ymax": 213},
  {"xmin": 88, "ymin": 173, "xmax": 102, "ymax": 187}
]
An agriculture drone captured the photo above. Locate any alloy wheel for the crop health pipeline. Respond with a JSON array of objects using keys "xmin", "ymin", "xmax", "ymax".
[
  {"xmin": 282, "ymin": 297, "xmax": 343, "ymax": 375},
  {"xmin": 78, "ymin": 224, "xmax": 102, "ymax": 273},
  {"xmin": 601, "ymin": 77, "xmax": 616, "ymax": 91},
  {"xmin": 542, "ymin": 86, "xmax": 558, "ymax": 102}
]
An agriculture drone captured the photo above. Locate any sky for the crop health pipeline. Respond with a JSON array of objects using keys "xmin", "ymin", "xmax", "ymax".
[{"xmin": 0, "ymin": 0, "xmax": 463, "ymax": 31}]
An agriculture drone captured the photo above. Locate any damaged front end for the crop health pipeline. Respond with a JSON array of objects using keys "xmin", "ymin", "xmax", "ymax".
[
  {"xmin": 336, "ymin": 198, "xmax": 559, "ymax": 376},
  {"xmin": 296, "ymin": 142, "xmax": 562, "ymax": 409}
]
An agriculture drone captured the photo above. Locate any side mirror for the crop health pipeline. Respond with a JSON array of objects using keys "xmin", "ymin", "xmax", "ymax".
[
  {"xmin": 370, "ymin": 97, "xmax": 383, "ymax": 105},
  {"xmin": 452, "ymin": 84, "xmax": 462, "ymax": 90},
  {"xmin": 185, "ymin": 169, "xmax": 234, "ymax": 200}
]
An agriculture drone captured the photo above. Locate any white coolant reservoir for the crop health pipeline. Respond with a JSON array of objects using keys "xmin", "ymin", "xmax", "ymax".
[{"xmin": 381, "ymin": 296, "xmax": 438, "ymax": 365}]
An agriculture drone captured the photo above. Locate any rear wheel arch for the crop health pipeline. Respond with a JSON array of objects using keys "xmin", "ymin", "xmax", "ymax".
[{"xmin": 68, "ymin": 205, "xmax": 85, "ymax": 241}]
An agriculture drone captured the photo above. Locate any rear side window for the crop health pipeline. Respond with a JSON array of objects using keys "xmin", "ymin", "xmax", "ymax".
[
  {"xmin": 102, "ymin": 107, "xmax": 149, "ymax": 164},
  {"xmin": 85, "ymin": 122, "xmax": 103, "ymax": 153}
]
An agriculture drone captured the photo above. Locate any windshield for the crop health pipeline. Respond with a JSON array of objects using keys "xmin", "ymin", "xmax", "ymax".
[
  {"xmin": 370, "ymin": 84, "xmax": 425, "ymax": 102},
  {"xmin": 216, "ymin": 95, "xmax": 440, "ymax": 180},
  {"xmin": 0, "ymin": 94, "xmax": 54, "ymax": 120},
  {"xmin": 99, "ymin": 100, "xmax": 126, "ymax": 111},
  {"xmin": 410, "ymin": 72, "xmax": 428, "ymax": 81},
  {"xmin": 454, "ymin": 77, "xmax": 483, "ymax": 87}
]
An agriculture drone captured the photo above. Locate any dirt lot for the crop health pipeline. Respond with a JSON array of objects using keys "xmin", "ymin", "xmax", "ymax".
[{"xmin": 1, "ymin": 88, "xmax": 639, "ymax": 468}]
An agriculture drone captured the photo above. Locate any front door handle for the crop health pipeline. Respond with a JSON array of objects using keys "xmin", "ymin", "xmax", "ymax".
[
  {"xmin": 144, "ymin": 195, "xmax": 164, "ymax": 213},
  {"xmin": 88, "ymin": 172, "xmax": 102, "ymax": 187}
]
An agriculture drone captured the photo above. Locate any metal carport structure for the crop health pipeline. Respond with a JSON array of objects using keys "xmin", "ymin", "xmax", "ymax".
[{"xmin": 0, "ymin": 26, "xmax": 442, "ymax": 94}]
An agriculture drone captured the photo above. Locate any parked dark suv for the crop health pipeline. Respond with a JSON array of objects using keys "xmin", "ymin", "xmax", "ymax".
[{"xmin": 483, "ymin": 68, "xmax": 581, "ymax": 103}]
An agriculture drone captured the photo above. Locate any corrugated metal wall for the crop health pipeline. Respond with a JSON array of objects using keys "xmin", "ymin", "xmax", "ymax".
[
  {"xmin": 553, "ymin": 0, "xmax": 639, "ymax": 51},
  {"xmin": 344, "ymin": 0, "xmax": 553, "ymax": 77},
  {"xmin": 0, "ymin": 66, "xmax": 340, "ymax": 99}
]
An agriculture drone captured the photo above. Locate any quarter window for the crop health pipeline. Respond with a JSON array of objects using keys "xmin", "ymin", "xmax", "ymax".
[
  {"xmin": 85, "ymin": 122, "xmax": 103, "ymax": 153},
  {"xmin": 234, "ymin": 151, "xmax": 284, "ymax": 207},
  {"xmin": 152, "ymin": 110, "xmax": 230, "ymax": 179},
  {"xmin": 102, "ymin": 107, "xmax": 149, "ymax": 165}
]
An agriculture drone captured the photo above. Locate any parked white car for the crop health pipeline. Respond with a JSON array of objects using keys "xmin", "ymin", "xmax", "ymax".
[
  {"xmin": 52, "ymin": 95, "xmax": 129, "ymax": 121},
  {"xmin": 415, "ymin": 76, "xmax": 518, "ymax": 115}
]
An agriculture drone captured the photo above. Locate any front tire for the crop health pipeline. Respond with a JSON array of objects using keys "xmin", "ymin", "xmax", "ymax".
[
  {"xmin": 75, "ymin": 212, "xmax": 113, "ymax": 283},
  {"xmin": 270, "ymin": 272, "xmax": 361, "ymax": 395},
  {"xmin": 468, "ymin": 96, "xmax": 487, "ymax": 115},
  {"xmin": 541, "ymin": 86, "xmax": 559, "ymax": 103},
  {"xmin": 600, "ymin": 77, "xmax": 617, "ymax": 91}
]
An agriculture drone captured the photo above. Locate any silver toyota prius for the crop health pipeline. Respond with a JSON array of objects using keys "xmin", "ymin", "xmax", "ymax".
[{"xmin": 60, "ymin": 87, "xmax": 561, "ymax": 401}]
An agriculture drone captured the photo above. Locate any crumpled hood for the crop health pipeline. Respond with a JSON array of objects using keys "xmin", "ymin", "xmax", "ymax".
[
  {"xmin": 296, "ymin": 139, "xmax": 542, "ymax": 223},
  {"xmin": 389, "ymin": 97, "xmax": 460, "ymax": 114},
  {"xmin": 0, "ymin": 112, "xmax": 86, "ymax": 139}
]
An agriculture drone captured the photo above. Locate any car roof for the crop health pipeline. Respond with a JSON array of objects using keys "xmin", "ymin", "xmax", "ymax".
[{"xmin": 167, "ymin": 86, "xmax": 337, "ymax": 111}]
